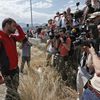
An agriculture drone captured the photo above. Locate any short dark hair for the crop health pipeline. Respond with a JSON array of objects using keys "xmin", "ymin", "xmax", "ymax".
[
  {"xmin": 48, "ymin": 19, "xmax": 52, "ymax": 23},
  {"xmin": 59, "ymin": 28, "xmax": 66, "ymax": 33},
  {"xmin": 56, "ymin": 12, "xmax": 59, "ymax": 15},
  {"xmin": 2, "ymin": 18, "xmax": 16, "ymax": 29}
]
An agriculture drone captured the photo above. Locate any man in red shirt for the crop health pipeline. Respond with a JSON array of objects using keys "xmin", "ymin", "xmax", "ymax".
[
  {"xmin": 59, "ymin": 29, "xmax": 71, "ymax": 58},
  {"xmin": 58, "ymin": 28, "xmax": 71, "ymax": 81},
  {"xmin": 0, "ymin": 18, "xmax": 25, "ymax": 100}
]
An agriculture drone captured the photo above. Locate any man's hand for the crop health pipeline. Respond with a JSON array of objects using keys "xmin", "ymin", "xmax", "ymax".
[
  {"xmin": 89, "ymin": 46, "xmax": 100, "ymax": 76},
  {"xmin": 60, "ymin": 37, "xmax": 64, "ymax": 43},
  {"xmin": 89, "ymin": 46, "xmax": 96, "ymax": 55},
  {"xmin": 82, "ymin": 46, "xmax": 90, "ymax": 54}
]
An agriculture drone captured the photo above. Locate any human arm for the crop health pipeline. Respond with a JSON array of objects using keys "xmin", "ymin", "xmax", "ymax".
[
  {"xmin": 89, "ymin": 46, "xmax": 100, "ymax": 76},
  {"xmin": 45, "ymin": 39, "xmax": 51, "ymax": 49},
  {"xmin": 60, "ymin": 37, "xmax": 71, "ymax": 51},
  {"xmin": 86, "ymin": 53, "xmax": 95, "ymax": 74},
  {"xmin": 11, "ymin": 24, "xmax": 25, "ymax": 42}
]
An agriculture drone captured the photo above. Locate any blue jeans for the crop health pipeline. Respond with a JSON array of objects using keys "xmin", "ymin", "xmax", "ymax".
[{"xmin": 82, "ymin": 88, "xmax": 100, "ymax": 100}]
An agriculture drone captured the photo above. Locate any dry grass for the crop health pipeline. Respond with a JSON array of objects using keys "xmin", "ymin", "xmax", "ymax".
[
  {"xmin": 31, "ymin": 47, "xmax": 46, "ymax": 67},
  {"xmin": 19, "ymin": 66, "xmax": 77, "ymax": 100}
]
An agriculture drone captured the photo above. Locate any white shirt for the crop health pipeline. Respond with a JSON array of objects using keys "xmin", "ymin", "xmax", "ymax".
[
  {"xmin": 47, "ymin": 39, "xmax": 55, "ymax": 53},
  {"xmin": 91, "ymin": 74, "xmax": 100, "ymax": 91},
  {"xmin": 55, "ymin": 17, "xmax": 61, "ymax": 27},
  {"xmin": 61, "ymin": 16, "xmax": 66, "ymax": 28}
]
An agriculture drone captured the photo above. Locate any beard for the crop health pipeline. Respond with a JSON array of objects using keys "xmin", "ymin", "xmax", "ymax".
[{"xmin": 8, "ymin": 29, "xmax": 16, "ymax": 34}]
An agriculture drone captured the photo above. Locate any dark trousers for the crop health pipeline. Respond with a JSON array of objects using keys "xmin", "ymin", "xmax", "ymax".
[
  {"xmin": 2, "ymin": 67, "xmax": 20, "ymax": 100},
  {"xmin": 58, "ymin": 56, "xmax": 68, "ymax": 81},
  {"xmin": 20, "ymin": 56, "xmax": 30, "ymax": 73}
]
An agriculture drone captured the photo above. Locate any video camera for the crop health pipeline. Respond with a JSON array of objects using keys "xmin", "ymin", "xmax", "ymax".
[
  {"xmin": 48, "ymin": 28, "xmax": 68, "ymax": 44},
  {"xmin": 73, "ymin": 32, "xmax": 100, "ymax": 48},
  {"xmin": 48, "ymin": 29, "xmax": 60, "ymax": 40},
  {"xmin": 74, "ymin": 10, "xmax": 83, "ymax": 20},
  {"xmin": 80, "ymin": 22, "xmax": 98, "ymax": 38},
  {"xmin": 47, "ymin": 30, "xmax": 54, "ymax": 39}
]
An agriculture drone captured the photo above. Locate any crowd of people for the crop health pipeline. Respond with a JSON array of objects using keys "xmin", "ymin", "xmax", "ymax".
[
  {"xmin": 0, "ymin": 0, "xmax": 100, "ymax": 100},
  {"xmin": 41, "ymin": 0, "xmax": 100, "ymax": 100}
]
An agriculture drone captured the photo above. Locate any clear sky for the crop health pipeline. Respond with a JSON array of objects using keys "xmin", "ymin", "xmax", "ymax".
[{"xmin": 0, "ymin": 0, "xmax": 86, "ymax": 27}]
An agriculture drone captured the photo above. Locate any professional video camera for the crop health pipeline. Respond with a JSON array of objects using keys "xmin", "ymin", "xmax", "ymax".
[
  {"xmin": 74, "ymin": 10, "xmax": 83, "ymax": 20},
  {"xmin": 48, "ymin": 28, "xmax": 68, "ymax": 44},
  {"xmin": 47, "ymin": 30, "xmax": 54, "ymax": 39},
  {"xmin": 55, "ymin": 34, "xmax": 67, "ymax": 43},
  {"xmin": 73, "ymin": 18, "xmax": 100, "ymax": 53},
  {"xmin": 73, "ymin": 31, "xmax": 100, "ymax": 48},
  {"xmin": 55, "ymin": 34, "xmax": 60, "ymax": 39},
  {"xmin": 79, "ymin": 22, "xmax": 98, "ymax": 38},
  {"xmin": 47, "ymin": 29, "xmax": 60, "ymax": 40}
]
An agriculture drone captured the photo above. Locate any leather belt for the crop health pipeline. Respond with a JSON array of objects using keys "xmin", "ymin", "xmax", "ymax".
[{"xmin": 86, "ymin": 81, "xmax": 100, "ymax": 97}]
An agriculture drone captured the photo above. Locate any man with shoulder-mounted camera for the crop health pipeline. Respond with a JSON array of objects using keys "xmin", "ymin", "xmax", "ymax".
[
  {"xmin": 0, "ymin": 18, "xmax": 25, "ymax": 100},
  {"xmin": 76, "ymin": 45, "xmax": 94, "ymax": 100},
  {"xmin": 59, "ymin": 29, "xmax": 71, "ymax": 57},
  {"xmin": 82, "ymin": 46, "xmax": 100, "ymax": 100},
  {"xmin": 45, "ymin": 30, "xmax": 56, "ymax": 66}
]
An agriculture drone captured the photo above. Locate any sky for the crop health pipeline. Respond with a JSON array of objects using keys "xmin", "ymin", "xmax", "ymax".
[{"xmin": 0, "ymin": 0, "xmax": 86, "ymax": 27}]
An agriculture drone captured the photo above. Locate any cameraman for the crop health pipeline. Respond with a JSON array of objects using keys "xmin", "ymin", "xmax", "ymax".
[
  {"xmin": 58, "ymin": 28, "xmax": 71, "ymax": 81},
  {"xmin": 76, "ymin": 45, "xmax": 93, "ymax": 100},
  {"xmin": 59, "ymin": 28, "xmax": 71, "ymax": 57},
  {"xmin": 82, "ymin": 46, "xmax": 100, "ymax": 100},
  {"xmin": 46, "ymin": 31, "xmax": 56, "ymax": 66}
]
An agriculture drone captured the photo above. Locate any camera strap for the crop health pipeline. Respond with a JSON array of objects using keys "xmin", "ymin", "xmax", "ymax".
[{"xmin": 80, "ymin": 52, "xmax": 87, "ymax": 68}]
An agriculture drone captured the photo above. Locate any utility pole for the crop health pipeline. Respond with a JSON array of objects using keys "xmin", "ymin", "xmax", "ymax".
[{"xmin": 30, "ymin": 0, "xmax": 33, "ymax": 27}]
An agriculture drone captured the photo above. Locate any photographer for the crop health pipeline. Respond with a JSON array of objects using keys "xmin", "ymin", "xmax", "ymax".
[
  {"xmin": 46, "ymin": 31, "xmax": 56, "ymax": 66},
  {"xmin": 57, "ymin": 28, "xmax": 71, "ymax": 81},
  {"xmin": 82, "ymin": 46, "xmax": 100, "ymax": 100},
  {"xmin": 75, "ymin": 31, "xmax": 95, "ymax": 100},
  {"xmin": 59, "ymin": 28, "xmax": 71, "ymax": 57},
  {"xmin": 0, "ymin": 18, "xmax": 25, "ymax": 100},
  {"xmin": 76, "ymin": 45, "xmax": 94, "ymax": 100}
]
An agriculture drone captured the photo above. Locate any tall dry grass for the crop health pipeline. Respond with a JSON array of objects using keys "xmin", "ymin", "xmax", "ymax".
[{"xmin": 19, "ymin": 66, "xmax": 77, "ymax": 100}]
